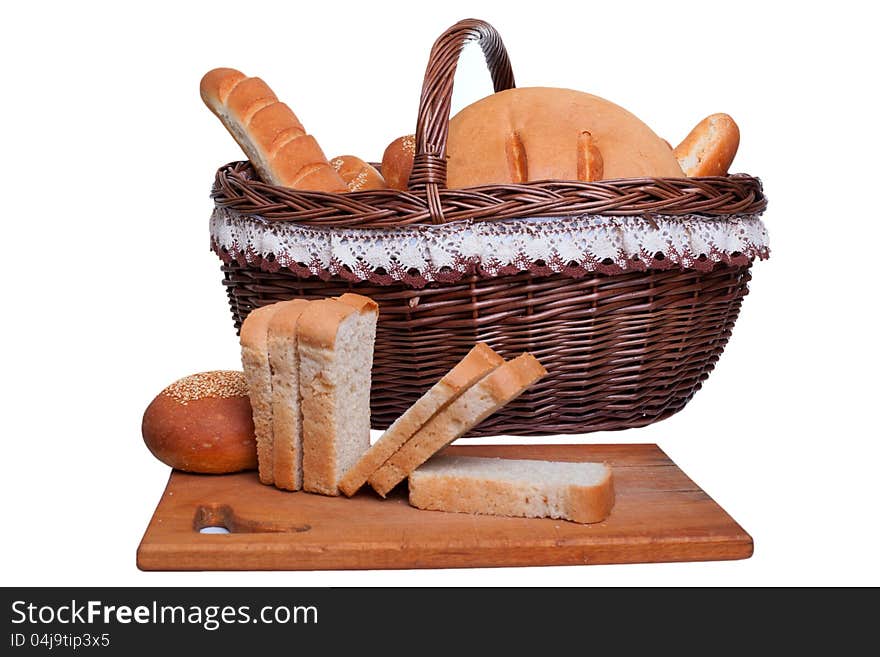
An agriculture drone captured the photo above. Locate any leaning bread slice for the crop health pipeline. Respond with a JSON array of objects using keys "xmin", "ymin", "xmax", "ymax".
[
  {"xmin": 298, "ymin": 293, "xmax": 378, "ymax": 495},
  {"xmin": 368, "ymin": 353, "xmax": 547, "ymax": 497},
  {"xmin": 267, "ymin": 298, "xmax": 312, "ymax": 491},
  {"xmin": 338, "ymin": 343, "xmax": 505, "ymax": 497},
  {"xmin": 409, "ymin": 456, "xmax": 614, "ymax": 524},
  {"xmin": 240, "ymin": 301, "xmax": 293, "ymax": 485}
]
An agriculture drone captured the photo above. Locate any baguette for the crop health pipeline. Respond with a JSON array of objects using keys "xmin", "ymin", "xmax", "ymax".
[
  {"xmin": 673, "ymin": 113, "xmax": 740, "ymax": 177},
  {"xmin": 297, "ymin": 293, "xmax": 379, "ymax": 495},
  {"xmin": 200, "ymin": 67, "xmax": 347, "ymax": 192},
  {"xmin": 338, "ymin": 343, "xmax": 504, "ymax": 497},
  {"xmin": 409, "ymin": 456, "xmax": 615, "ymax": 524},
  {"xmin": 368, "ymin": 353, "xmax": 547, "ymax": 497},
  {"xmin": 267, "ymin": 299, "xmax": 312, "ymax": 491},
  {"xmin": 330, "ymin": 155, "xmax": 387, "ymax": 191}
]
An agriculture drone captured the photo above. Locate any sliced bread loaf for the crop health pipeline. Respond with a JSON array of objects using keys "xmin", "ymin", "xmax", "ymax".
[
  {"xmin": 267, "ymin": 298, "xmax": 312, "ymax": 491},
  {"xmin": 408, "ymin": 456, "xmax": 614, "ymax": 524},
  {"xmin": 297, "ymin": 293, "xmax": 378, "ymax": 495},
  {"xmin": 338, "ymin": 342, "xmax": 505, "ymax": 497},
  {"xmin": 368, "ymin": 353, "xmax": 547, "ymax": 497},
  {"xmin": 239, "ymin": 302, "xmax": 288, "ymax": 485}
]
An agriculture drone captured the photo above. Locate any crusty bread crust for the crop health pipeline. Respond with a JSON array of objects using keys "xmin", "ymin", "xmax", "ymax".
[
  {"xmin": 408, "ymin": 456, "xmax": 615, "ymax": 524},
  {"xmin": 298, "ymin": 294, "xmax": 378, "ymax": 495},
  {"xmin": 380, "ymin": 134, "xmax": 416, "ymax": 191},
  {"xmin": 240, "ymin": 304, "xmax": 285, "ymax": 484},
  {"xmin": 368, "ymin": 353, "xmax": 547, "ymax": 496},
  {"xmin": 142, "ymin": 371, "xmax": 257, "ymax": 474},
  {"xmin": 674, "ymin": 113, "xmax": 740, "ymax": 177},
  {"xmin": 446, "ymin": 87, "xmax": 683, "ymax": 187},
  {"xmin": 200, "ymin": 67, "xmax": 346, "ymax": 192},
  {"xmin": 267, "ymin": 299, "xmax": 311, "ymax": 491},
  {"xmin": 330, "ymin": 155, "xmax": 388, "ymax": 191},
  {"xmin": 338, "ymin": 343, "xmax": 504, "ymax": 497}
]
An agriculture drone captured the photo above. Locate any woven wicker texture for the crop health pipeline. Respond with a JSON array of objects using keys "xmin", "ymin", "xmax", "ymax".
[
  {"xmin": 211, "ymin": 18, "xmax": 766, "ymax": 435},
  {"xmin": 221, "ymin": 263, "xmax": 751, "ymax": 435}
]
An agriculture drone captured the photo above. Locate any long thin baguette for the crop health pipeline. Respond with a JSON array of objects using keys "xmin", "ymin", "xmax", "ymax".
[
  {"xmin": 267, "ymin": 299, "xmax": 312, "ymax": 491},
  {"xmin": 200, "ymin": 67, "xmax": 346, "ymax": 192},
  {"xmin": 368, "ymin": 353, "xmax": 547, "ymax": 497},
  {"xmin": 338, "ymin": 343, "xmax": 505, "ymax": 497},
  {"xmin": 408, "ymin": 456, "xmax": 615, "ymax": 524}
]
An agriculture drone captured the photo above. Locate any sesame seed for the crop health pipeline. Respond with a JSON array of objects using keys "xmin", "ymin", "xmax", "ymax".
[
  {"xmin": 349, "ymin": 170, "xmax": 368, "ymax": 191},
  {"xmin": 402, "ymin": 135, "xmax": 415, "ymax": 154},
  {"xmin": 162, "ymin": 370, "xmax": 248, "ymax": 405}
]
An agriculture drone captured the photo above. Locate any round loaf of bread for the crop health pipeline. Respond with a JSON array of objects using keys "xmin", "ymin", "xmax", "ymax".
[
  {"xmin": 142, "ymin": 371, "xmax": 257, "ymax": 474},
  {"xmin": 446, "ymin": 87, "xmax": 684, "ymax": 187}
]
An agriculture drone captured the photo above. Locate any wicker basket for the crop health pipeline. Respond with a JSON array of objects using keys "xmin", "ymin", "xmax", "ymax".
[{"xmin": 209, "ymin": 19, "xmax": 768, "ymax": 436}]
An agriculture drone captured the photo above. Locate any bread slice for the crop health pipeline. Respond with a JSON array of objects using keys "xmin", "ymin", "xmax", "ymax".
[
  {"xmin": 297, "ymin": 293, "xmax": 378, "ymax": 495},
  {"xmin": 408, "ymin": 456, "xmax": 614, "ymax": 524},
  {"xmin": 239, "ymin": 302, "xmax": 290, "ymax": 485},
  {"xmin": 368, "ymin": 353, "xmax": 547, "ymax": 497},
  {"xmin": 267, "ymin": 299, "xmax": 312, "ymax": 491},
  {"xmin": 338, "ymin": 343, "xmax": 505, "ymax": 497}
]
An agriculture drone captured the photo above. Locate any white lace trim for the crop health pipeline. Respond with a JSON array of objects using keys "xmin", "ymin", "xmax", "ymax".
[{"xmin": 210, "ymin": 206, "xmax": 769, "ymax": 287}]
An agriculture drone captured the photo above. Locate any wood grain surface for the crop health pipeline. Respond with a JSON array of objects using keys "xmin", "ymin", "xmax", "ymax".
[{"xmin": 137, "ymin": 444, "xmax": 752, "ymax": 571}]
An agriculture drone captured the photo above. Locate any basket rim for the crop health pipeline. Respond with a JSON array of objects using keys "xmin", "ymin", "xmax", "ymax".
[{"xmin": 211, "ymin": 160, "xmax": 767, "ymax": 230}]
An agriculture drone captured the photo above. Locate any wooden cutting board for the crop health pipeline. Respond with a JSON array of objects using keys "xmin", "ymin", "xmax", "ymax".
[{"xmin": 137, "ymin": 444, "xmax": 752, "ymax": 570}]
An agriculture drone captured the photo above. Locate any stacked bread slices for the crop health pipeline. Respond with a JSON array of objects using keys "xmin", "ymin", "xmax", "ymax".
[
  {"xmin": 240, "ymin": 293, "xmax": 378, "ymax": 494},
  {"xmin": 240, "ymin": 294, "xmax": 614, "ymax": 523}
]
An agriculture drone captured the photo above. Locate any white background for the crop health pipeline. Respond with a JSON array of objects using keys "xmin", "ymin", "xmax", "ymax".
[{"xmin": 3, "ymin": 0, "xmax": 878, "ymax": 586}]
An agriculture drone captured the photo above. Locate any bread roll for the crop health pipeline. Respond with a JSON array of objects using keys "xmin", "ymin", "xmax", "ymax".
[
  {"xmin": 380, "ymin": 134, "xmax": 415, "ymax": 191},
  {"xmin": 673, "ymin": 113, "xmax": 740, "ymax": 177},
  {"xmin": 409, "ymin": 456, "xmax": 615, "ymax": 524},
  {"xmin": 329, "ymin": 155, "xmax": 387, "ymax": 191},
  {"xmin": 141, "ymin": 371, "xmax": 257, "ymax": 474},
  {"xmin": 446, "ymin": 87, "xmax": 683, "ymax": 187},
  {"xmin": 200, "ymin": 67, "xmax": 346, "ymax": 192},
  {"xmin": 369, "ymin": 353, "xmax": 547, "ymax": 497}
]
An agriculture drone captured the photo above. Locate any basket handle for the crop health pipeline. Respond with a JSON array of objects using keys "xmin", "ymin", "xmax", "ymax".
[{"xmin": 408, "ymin": 18, "xmax": 515, "ymax": 223}]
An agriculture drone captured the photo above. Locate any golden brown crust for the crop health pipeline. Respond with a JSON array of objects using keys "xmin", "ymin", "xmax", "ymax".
[
  {"xmin": 577, "ymin": 131, "xmax": 604, "ymax": 182},
  {"xmin": 199, "ymin": 67, "xmax": 346, "ymax": 192},
  {"xmin": 564, "ymin": 465, "xmax": 615, "ymax": 523},
  {"xmin": 674, "ymin": 113, "xmax": 740, "ymax": 177},
  {"xmin": 336, "ymin": 292, "xmax": 379, "ymax": 314},
  {"xmin": 441, "ymin": 342, "xmax": 504, "ymax": 390},
  {"xmin": 239, "ymin": 304, "xmax": 280, "ymax": 352},
  {"xmin": 266, "ymin": 298, "xmax": 311, "ymax": 336},
  {"xmin": 142, "ymin": 372, "xmax": 257, "ymax": 474},
  {"xmin": 296, "ymin": 299, "xmax": 357, "ymax": 350},
  {"xmin": 446, "ymin": 87, "xmax": 684, "ymax": 187},
  {"xmin": 368, "ymin": 353, "xmax": 547, "ymax": 496},
  {"xmin": 337, "ymin": 342, "xmax": 503, "ymax": 497},
  {"xmin": 480, "ymin": 353, "xmax": 547, "ymax": 402},
  {"xmin": 330, "ymin": 155, "xmax": 388, "ymax": 191},
  {"xmin": 267, "ymin": 299, "xmax": 312, "ymax": 491},
  {"xmin": 380, "ymin": 134, "xmax": 416, "ymax": 191}
]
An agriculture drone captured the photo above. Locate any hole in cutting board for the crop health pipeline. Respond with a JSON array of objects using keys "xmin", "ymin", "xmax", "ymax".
[{"xmin": 193, "ymin": 504, "xmax": 311, "ymax": 534}]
